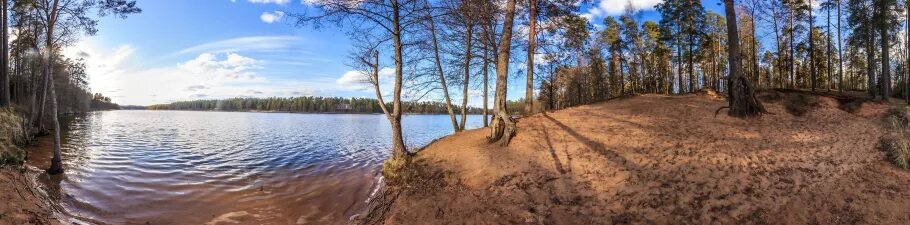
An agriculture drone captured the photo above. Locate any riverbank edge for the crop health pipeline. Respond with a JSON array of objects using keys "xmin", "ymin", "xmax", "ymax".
[
  {"xmin": 352, "ymin": 129, "xmax": 477, "ymax": 225},
  {"xmin": 0, "ymin": 109, "xmax": 63, "ymax": 224}
]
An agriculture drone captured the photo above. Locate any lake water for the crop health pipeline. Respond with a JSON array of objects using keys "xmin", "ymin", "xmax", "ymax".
[{"xmin": 27, "ymin": 110, "xmax": 483, "ymax": 225}]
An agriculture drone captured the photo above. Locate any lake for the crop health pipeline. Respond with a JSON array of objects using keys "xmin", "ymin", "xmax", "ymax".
[{"xmin": 26, "ymin": 110, "xmax": 484, "ymax": 225}]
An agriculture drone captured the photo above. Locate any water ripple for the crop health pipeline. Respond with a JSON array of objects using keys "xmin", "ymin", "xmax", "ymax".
[{"xmin": 42, "ymin": 111, "xmax": 483, "ymax": 225}]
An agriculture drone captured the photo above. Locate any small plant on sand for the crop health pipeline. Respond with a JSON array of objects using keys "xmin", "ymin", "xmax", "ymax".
[
  {"xmin": 382, "ymin": 156, "xmax": 413, "ymax": 183},
  {"xmin": 879, "ymin": 136, "xmax": 910, "ymax": 170},
  {"xmin": 886, "ymin": 107, "xmax": 910, "ymax": 130},
  {"xmin": 881, "ymin": 107, "xmax": 910, "ymax": 170}
]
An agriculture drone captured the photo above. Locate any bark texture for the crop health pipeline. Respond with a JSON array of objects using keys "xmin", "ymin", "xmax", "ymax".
[
  {"xmin": 723, "ymin": 0, "xmax": 765, "ymax": 118},
  {"xmin": 489, "ymin": 0, "xmax": 517, "ymax": 146}
]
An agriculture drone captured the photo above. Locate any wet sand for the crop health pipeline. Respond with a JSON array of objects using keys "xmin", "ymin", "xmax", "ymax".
[
  {"xmin": 0, "ymin": 167, "xmax": 61, "ymax": 225},
  {"xmin": 375, "ymin": 93, "xmax": 910, "ymax": 224}
]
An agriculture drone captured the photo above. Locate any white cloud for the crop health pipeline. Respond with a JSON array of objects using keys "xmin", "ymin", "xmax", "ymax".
[
  {"xmin": 248, "ymin": 0, "xmax": 291, "ymax": 4},
  {"xmin": 586, "ymin": 0, "xmax": 663, "ymax": 18},
  {"xmin": 175, "ymin": 36, "xmax": 301, "ymax": 55},
  {"xmin": 64, "ymin": 38, "xmax": 333, "ymax": 105},
  {"xmin": 179, "ymin": 52, "xmax": 263, "ymax": 80},
  {"xmin": 260, "ymin": 11, "xmax": 285, "ymax": 24},
  {"xmin": 337, "ymin": 67, "xmax": 394, "ymax": 92}
]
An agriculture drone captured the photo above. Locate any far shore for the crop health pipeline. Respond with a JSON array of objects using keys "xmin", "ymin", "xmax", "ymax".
[{"xmin": 135, "ymin": 109, "xmax": 487, "ymax": 116}]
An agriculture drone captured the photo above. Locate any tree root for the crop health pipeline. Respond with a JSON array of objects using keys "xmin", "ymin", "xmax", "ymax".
[
  {"xmin": 714, "ymin": 106, "xmax": 729, "ymax": 118},
  {"xmin": 488, "ymin": 111, "xmax": 516, "ymax": 146}
]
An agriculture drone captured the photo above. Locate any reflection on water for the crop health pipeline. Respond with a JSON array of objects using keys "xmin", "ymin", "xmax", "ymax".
[{"xmin": 26, "ymin": 111, "xmax": 483, "ymax": 225}]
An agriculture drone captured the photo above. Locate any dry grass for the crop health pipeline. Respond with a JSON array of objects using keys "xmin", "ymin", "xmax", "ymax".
[
  {"xmin": 881, "ymin": 107, "xmax": 910, "ymax": 170},
  {"xmin": 382, "ymin": 156, "xmax": 414, "ymax": 184},
  {"xmin": 0, "ymin": 108, "xmax": 25, "ymax": 166}
]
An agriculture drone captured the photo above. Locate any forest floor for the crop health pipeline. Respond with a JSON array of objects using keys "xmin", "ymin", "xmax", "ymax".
[{"xmin": 365, "ymin": 90, "xmax": 910, "ymax": 225}]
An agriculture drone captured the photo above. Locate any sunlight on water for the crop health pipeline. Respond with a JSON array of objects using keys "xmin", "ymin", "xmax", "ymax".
[{"xmin": 30, "ymin": 111, "xmax": 483, "ymax": 225}]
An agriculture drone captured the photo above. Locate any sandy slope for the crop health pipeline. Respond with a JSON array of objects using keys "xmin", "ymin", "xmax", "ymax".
[
  {"xmin": 375, "ymin": 93, "xmax": 910, "ymax": 225},
  {"xmin": 0, "ymin": 167, "xmax": 61, "ymax": 225}
]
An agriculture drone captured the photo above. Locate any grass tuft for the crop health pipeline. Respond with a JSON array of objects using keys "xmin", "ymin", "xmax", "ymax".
[
  {"xmin": 0, "ymin": 108, "xmax": 26, "ymax": 166},
  {"xmin": 382, "ymin": 156, "xmax": 413, "ymax": 184},
  {"xmin": 879, "ymin": 136, "xmax": 910, "ymax": 170},
  {"xmin": 881, "ymin": 107, "xmax": 910, "ymax": 170}
]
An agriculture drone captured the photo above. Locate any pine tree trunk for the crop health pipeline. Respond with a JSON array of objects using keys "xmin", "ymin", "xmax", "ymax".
[
  {"xmin": 772, "ymin": 6, "xmax": 784, "ymax": 88},
  {"xmin": 879, "ymin": 1, "xmax": 891, "ymax": 101},
  {"xmin": 525, "ymin": 0, "xmax": 536, "ymax": 115},
  {"xmin": 827, "ymin": 3, "xmax": 833, "ymax": 91},
  {"xmin": 838, "ymin": 0, "xmax": 844, "ymax": 92},
  {"xmin": 751, "ymin": 5, "xmax": 760, "ymax": 89},
  {"xmin": 789, "ymin": 10, "xmax": 796, "ymax": 88},
  {"xmin": 688, "ymin": 35, "xmax": 695, "ymax": 92},
  {"xmin": 724, "ymin": 0, "xmax": 765, "ymax": 117},
  {"xmin": 489, "ymin": 0, "xmax": 516, "ymax": 146},
  {"xmin": 867, "ymin": 29, "xmax": 876, "ymax": 98},
  {"xmin": 677, "ymin": 27, "xmax": 683, "ymax": 94},
  {"xmin": 810, "ymin": 3, "xmax": 816, "ymax": 91},
  {"xmin": 0, "ymin": 0, "xmax": 8, "ymax": 108}
]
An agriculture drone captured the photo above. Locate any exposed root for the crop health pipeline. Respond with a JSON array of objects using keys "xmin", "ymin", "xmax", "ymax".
[
  {"xmin": 714, "ymin": 106, "xmax": 729, "ymax": 118},
  {"xmin": 487, "ymin": 111, "xmax": 516, "ymax": 146}
]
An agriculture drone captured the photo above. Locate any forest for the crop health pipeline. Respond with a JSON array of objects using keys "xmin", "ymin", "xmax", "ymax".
[
  {"xmin": 0, "ymin": 0, "xmax": 140, "ymax": 174},
  {"xmin": 147, "ymin": 96, "xmax": 482, "ymax": 114},
  {"xmin": 293, "ymin": 0, "xmax": 910, "ymax": 162}
]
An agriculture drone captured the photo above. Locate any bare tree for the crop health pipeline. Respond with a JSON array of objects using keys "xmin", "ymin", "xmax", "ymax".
[
  {"xmin": 296, "ymin": 0, "xmax": 423, "ymax": 160},
  {"xmin": 424, "ymin": 1, "xmax": 460, "ymax": 132}
]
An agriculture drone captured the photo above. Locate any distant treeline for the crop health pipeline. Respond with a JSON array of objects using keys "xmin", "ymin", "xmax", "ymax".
[
  {"xmin": 147, "ymin": 96, "xmax": 483, "ymax": 114},
  {"xmin": 90, "ymin": 93, "xmax": 120, "ymax": 110}
]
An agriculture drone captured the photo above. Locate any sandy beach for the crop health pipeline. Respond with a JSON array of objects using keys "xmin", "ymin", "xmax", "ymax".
[{"xmin": 370, "ymin": 92, "xmax": 910, "ymax": 224}]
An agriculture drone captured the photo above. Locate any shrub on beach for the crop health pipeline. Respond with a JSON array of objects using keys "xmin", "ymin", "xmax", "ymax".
[{"xmin": 382, "ymin": 156, "xmax": 413, "ymax": 183}]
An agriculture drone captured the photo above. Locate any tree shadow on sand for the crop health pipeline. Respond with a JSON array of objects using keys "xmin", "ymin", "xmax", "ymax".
[{"xmin": 541, "ymin": 113, "xmax": 644, "ymax": 173}]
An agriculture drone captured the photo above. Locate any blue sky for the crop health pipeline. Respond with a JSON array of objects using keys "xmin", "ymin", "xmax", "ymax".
[{"xmin": 65, "ymin": 0, "xmax": 741, "ymax": 106}]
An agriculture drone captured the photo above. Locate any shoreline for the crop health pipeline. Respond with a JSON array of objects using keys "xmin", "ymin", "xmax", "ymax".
[{"xmin": 0, "ymin": 165, "xmax": 63, "ymax": 225}]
